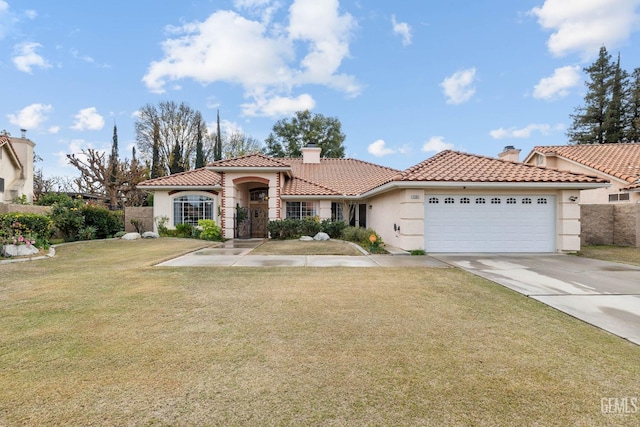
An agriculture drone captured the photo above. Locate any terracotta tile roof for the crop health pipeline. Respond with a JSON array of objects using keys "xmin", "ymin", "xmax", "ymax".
[
  {"xmin": 207, "ymin": 153, "xmax": 291, "ymax": 168},
  {"xmin": 396, "ymin": 150, "xmax": 608, "ymax": 184},
  {"xmin": 138, "ymin": 167, "xmax": 221, "ymax": 187},
  {"xmin": 0, "ymin": 135, "xmax": 22, "ymax": 169},
  {"xmin": 530, "ymin": 144, "xmax": 640, "ymax": 183},
  {"xmin": 282, "ymin": 177, "xmax": 339, "ymax": 196},
  {"xmin": 285, "ymin": 158, "xmax": 401, "ymax": 196}
]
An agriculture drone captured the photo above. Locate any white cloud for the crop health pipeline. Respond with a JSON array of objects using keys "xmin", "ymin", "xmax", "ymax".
[
  {"xmin": 368, "ymin": 139, "xmax": 396, "ymax": 157},
  {"xmin": 0, "ymin": 1, "xmax": 14, "ymax": 39},
  {"xmin": 241, "ymin": 93, "xmax": 316, "ymax": 117},
  {"xmin": 7, "ymin": 103, "xmax": 53, "ymax": 129},
  {"xmin": 25, "ymin": 9, "xmax": 37, "ymax": 19},
  {"xmin": 391, "ymin": 15, "xmax": 412, "ymax": 46},
  {"xmin": 533, "ymin": 65, "xmax": 581, "ymax": 100},
  {"xmin": 143, "ymin": 0, "xmax": 359, "ymax": 117},
  {"xmin": 529, "ymin": 0, "xmax": 640, "ymax": 58},
  {"xmin": 489, "ymin": 123, "xmax": 563, "ymax": 139},
  {"xmin": 441, "ymin": 68, "xmax": 477, "ymax": 105},
  {"xmin": 12, "ymin": 42, "xmax": 51, "ymax": 73},
  {"xmin": 48, "ymin": 126, "xmax": 60, "ymax": 134},
  {"xmin": 71, "ymin": 107, "xmax": 105, "ymax": 131},
  {"xmin": 422, "ymin": 136, "xmax": 454, "ymax": 153}
]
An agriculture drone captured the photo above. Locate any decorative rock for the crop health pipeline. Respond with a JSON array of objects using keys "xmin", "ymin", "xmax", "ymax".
[
  {"xmin": 299, "ymin": 236, "xmax": 314, "ymax": 241},
  {"xmin": 2, "ymin": 244, "xmax": 39, "ymax": 257},
  {"xmin": 121, "ymin": 232, "xmax": 141, "ymax": 240},
  {"xmin": 313, "ymin": 232, "xmax": 330, "ymax": 241},
  {"xmin": 142, "ymin": 232, "xmax": 159, "ymax": 239}
]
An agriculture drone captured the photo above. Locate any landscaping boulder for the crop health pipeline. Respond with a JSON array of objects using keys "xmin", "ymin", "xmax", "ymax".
[
  {"xmin": 121, "ymin": 232, "xmax": 141, "ymax": 240},
  {"xmin": 142, "ymin": 231, "xmax": 159, "ymax": 239},
  {"xmin": 299, "ymin": 236, "xmax": 314, "ymax": 241},
  {"xmin": 2, "ymin": 244, "xmax": 40, "ymax": 257},
  {"xmin": 313, "ymin": 232, "xmax": 330, "ymax": 241}
]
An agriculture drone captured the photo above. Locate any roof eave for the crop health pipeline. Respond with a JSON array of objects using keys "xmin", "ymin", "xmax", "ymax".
[
  {"xmin": 137, "ymin": 185, "xmax": 222, "ymax": 191},
  {"xmin": 361, "ymin": 180, "xmax": 610, "ymax": 198},
  {"xmin": 207, "ymin": 166, "xmax": 292, "ymax": 174}
]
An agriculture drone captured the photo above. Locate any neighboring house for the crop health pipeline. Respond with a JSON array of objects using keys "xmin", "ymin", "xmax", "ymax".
[
  {"xmin": 0, "ymin": 130, "xmax": 35, "ymax": 203},
  {"xmin": 523, "ymin": 144, "xmax": 640, "ymax": 204},
  {"xmin": 139, "ymin": 146, "xmax": 608, "ymax": 253}
]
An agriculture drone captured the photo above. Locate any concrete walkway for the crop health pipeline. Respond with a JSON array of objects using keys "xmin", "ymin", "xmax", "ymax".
[
  {"xmin": 432, "ymin": 254, "xmax": 640, "ymax": 345},
  {"xmin": 155, "ymin": 239, "xmax": 447, "ymax": 268}
]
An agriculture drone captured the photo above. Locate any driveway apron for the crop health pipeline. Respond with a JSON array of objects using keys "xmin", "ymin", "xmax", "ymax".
[{"xmin": 432, "ymin": 254, "xmax": 640, "ymax": 345}]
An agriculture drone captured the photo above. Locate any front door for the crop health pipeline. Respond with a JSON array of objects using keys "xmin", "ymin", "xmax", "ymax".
[{"xmin": 250, "ymin": 204, "xmax": 268, "ymax": 238}]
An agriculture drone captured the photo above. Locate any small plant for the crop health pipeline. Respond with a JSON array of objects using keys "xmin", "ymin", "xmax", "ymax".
[
  {"xmin": 12, "ymin": 194, "xmax": 28, "ymax": 205},
  {"xmin": 155, "ymin": 216, "xmax": 169, "ymax": 236},
  {"xmin": 410, "ymin": 249, "xmax": 426, "ymax": 256},
  {"xmin": 114, "ymin": 231, "xmax": 127, "ymax": 238},
  {"xmin": 130, "ymin": 218, "xmax": 144, "ymax": 234},
  {"xmin": 78, "ymin": 226, "xmax": 97, "ymax": 241}
]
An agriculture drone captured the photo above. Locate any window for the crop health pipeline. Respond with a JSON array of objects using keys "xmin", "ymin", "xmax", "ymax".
[
  {"xmin": 460, "ymin": 197, "xmax": 470, "ymax": 204},
  {"xmin": 475, "ymin": 197, "xmax": 486, "ymax": 204},
  {"xmin": 522, "ymin": 198, "xmax": 532, "ymax": 204},
  {"xmin": 331, "ymin": 202, "xmax": 344, "ymax": 221},
  {"xmin": 286, "ymin": 201, "xmax": 317, "ymax": 219},
  {"xmin": 609, "ymin": 193, "xmax": 630, "ymax": 202},
  {"xmin": 444, "ymin": 197, "xmax": 455, "ymax": 204},
  {"xmin": 428, "ymin": 197, "xmax": 439, "ymax": 204},
  {"xmin": 173, "ymin": 195, "xmax": 214, "ymax": 226},
  {"xmin": 0, "ymin": 177, "xmax": 4, "ymax": 193},
  {"xmin": 249, "ymin": 188, "xmax": 269, "ymax": 202},
  {"xmin": 506, "ymin": 197, "xmax": 516, "ymax": 204},
  {"xmin": 491, "ymin": 197, "xmax": 501, "ymax": 204},
  {"xmin": 537, "ymin": 198, "xmax": 548, "ymax": 204}
]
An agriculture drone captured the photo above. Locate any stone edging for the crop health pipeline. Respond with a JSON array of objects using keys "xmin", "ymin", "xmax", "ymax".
[{"xmin": 0, "ymin": 246, "xmax": 56, "ymax": 265}]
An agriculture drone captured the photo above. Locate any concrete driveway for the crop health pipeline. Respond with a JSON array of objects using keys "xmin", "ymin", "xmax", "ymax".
[{"xmin": 432, "ymin": 254, "xmax": 640, "ymax": 345}]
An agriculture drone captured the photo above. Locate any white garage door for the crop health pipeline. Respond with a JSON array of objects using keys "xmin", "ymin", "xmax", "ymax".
[{"xmin": 424, "ymin": 195, "xmax": 556, "ymax": 252}]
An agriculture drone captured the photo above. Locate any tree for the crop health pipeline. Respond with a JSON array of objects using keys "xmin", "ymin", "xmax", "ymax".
[
  {"xmin": 150, "ymin": 121, "xmax": 163, "ymax": 179},
  {"xmin": 223, "ymin": 132, "xmax": 262, "ymax": 158},
  {"xmin": 107, "ymin": 124, "xmax": 119, "ymax": 207},
  {"xmin": 195, "ymin": 113, "xmax": 205, "ymax": 168},
  {"xmin": 215, "ymin": 110, "xmax": 222, "ymax": 161},
  {"xmin": 603, "ymin": 53, "xmax": 629, "ymax": 143},
  {"xmin": 135, "ymin": 101, "xmax": 205, "ymax": 176},
  {"xmin": 67, "ymin": 148, "xmax": 149, "ymax": 208},
  {"xmin": 169, "ymin": 140, "xmax": 184, "ymax": 174},
  {"xmin": 263, "ymin": 110, "xmax": 346, "ymax": 158},
  {"xmin": 626, "ymin": 67, "xmax": 640, "ymax": 142},
  {"xmin": 567, "ymin": 46, "xmax": 614, "ymax": 144}
]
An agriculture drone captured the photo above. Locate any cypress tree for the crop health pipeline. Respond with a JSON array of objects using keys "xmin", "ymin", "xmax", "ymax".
[
  {"xmin": 109, "ymin": 124, "xmax": 119, "ymax": 184},
  {"xmin": 215, "ymin": 110, "xmax": 222, "ymax": 161},
  {"xmin": 195, "ymin": 114, "xmax": 205, "ymax": 168},
  {"xmin": 626, "ymin": 68, "xmax": 640, "ymax": 143},
  {"xmin": 604, "ymin": 53, "xmax": 628, "ymax": 143},
  {"xmin": 169, "ymin": 140, "xmax": 184, "ymax": 174},
  {"xmin": 150, "ymin": 121, "xmax": 163, "ymax": 178}
]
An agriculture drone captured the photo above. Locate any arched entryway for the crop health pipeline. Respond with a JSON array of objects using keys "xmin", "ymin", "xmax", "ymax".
[{"xmin": 248, "ymin": 187, "xmax": 269, "ymax": 238}]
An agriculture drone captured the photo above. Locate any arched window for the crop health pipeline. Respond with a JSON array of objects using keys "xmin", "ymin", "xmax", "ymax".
[
  {"xmin": 537, "ymin": 197, "xmax": 548, "ymax": 204},
  {"xmin": 460, "ymin": 197, "xmax": 470, "ymax": 204},
  {"xmin": 444, "ymin": 197, "xmax": 455, "ymax": 204},
  {"xmin": 475, "ymin": 197, "xmax": 486, "ymax": 204},
  {"xmin": 522, "ymin": 198, "xmax": 532, "ymax": 204},
  {"xmin": 491, "ymin": 197, "xmax": 501, "ymax": 204},
  {"xmin": 506, "ymin": 197, "xmax": 517, "ymax": 204},
  {"xmin": 173, "ymin": 195, "xmax": 214, "ymax": 226},
  {"xmin": 428, "ymin": 197, "xmax": 439, "ymax": 204}
]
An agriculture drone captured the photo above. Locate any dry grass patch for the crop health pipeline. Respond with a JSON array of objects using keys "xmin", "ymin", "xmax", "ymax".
[
  {"xmin": 0, "ymin": 239, "xmax": 639, "ymax": 426},
  {"xmin": 250, "ymin": 239, "xmax": 363, "ymax": 256},
  {"xmin": 577, "ymin": 245, "xmax": 640, "ymax": 266}
]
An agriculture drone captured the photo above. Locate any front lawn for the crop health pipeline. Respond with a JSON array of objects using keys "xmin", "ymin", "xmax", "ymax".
[
  {"xmin": 577, "ymin": 245, "xmax": 640, "ymax": 266},
  {"xmin": 0, "ymin": 239, "xmax": 638, "ymax": 426}
]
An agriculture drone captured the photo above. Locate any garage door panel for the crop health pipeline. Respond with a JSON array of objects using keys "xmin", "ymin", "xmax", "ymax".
[{"xmin": 425, "ymin": 195, "xmax": 555, "ymax": 252}]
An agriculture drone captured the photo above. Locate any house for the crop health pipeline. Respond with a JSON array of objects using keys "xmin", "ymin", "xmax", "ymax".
[
  {"xmin": 0, "ymin": 130, "xmax": 35, "ymax": 204},
  {"xmin": 138, "ymin": 146, "xmax": 608, "ymax": 253},
  {"xmin": 522, "ymin": 144, "xmax": 640, "ymax": 204}
]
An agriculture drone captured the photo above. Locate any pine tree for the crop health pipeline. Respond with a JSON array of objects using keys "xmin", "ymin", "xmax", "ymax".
[
  {"xmin": 109, "ymin": 124, "xmax": 118, "ymax": 184},
  {"xmin": 150, "ymin": 121, "xmax": 163, "ymax": 178},
  {"xmin": 604, "ymin": 53, "xmax": 628, "ymax": 143},
  {"xmin": 169, "ymin": 141, "xmax": 184, "ymax": 174},
  {"xmin": 567, "ymin": 46, "xmax": 614, "ymax": 144},
  {"xmin": 626, "ymin": 67, "xmax": 640, "ymax": 142}
]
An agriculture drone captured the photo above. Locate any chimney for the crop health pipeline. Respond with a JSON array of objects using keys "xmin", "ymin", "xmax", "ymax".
[
  {"xmin": 301, "ymin": 143, "xmax": 321, "ymax": 164},
  {"xmin": 20, "ymin": 129, "xmax": 27, "ymax": 139},
  {"xmin": 498, "ymin": 145, "xmax": 520, "ymax": 162}
]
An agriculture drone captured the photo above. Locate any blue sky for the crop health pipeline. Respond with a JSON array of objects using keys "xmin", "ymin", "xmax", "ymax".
[{"xmin": 2, "ymin": 0, "xmax": 640, "ymax": 180}]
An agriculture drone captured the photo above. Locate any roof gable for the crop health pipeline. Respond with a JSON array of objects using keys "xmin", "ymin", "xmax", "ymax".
[
  {"xmin": 397, "ymin": 150, "xmax": 608, "ymax": 184},
  {"xmin": 526, "ymin": 144, "xmax": 640, "ymax": 184},
  {"xmin": 0, "ymin": 135, "xmax": 23, "ymax": 170}
]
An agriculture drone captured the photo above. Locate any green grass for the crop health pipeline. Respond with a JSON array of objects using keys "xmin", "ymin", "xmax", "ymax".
[
  {"xmin": 577, "ymin": 245, "xmax": 640, "ymax": 266},
  {"xmin": 0, "ymin": 239, "xmax": 638, "ymax": 426}
]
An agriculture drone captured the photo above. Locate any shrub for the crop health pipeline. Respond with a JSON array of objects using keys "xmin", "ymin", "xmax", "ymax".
[
  {"xmin": 320, "ymin": 220, "xmax": 347, "ymax": 238},
  {"xmin": 0, "ymin": 213, "xmax": 53, "ymax": 241},
  {"xmin": 130, "ymin": 218, "xmax": 144, "ymax": 234},
  {"xmin": 267, "ymin": 218, "xmax": 320, "ymax": 240},
  {"xmin": 155, "ymin": 216, "xmax": 170, "ymax": 236},
  {"xmin": 341, "ymin": 226, "xmax": 383, "ymax": 249},
  {"xmin": 78, "ymin": 226, "xmax": 97, "ymax": 241},
  {"xmin": 198, "ymin": 219, "xmax": 223, "ymax": 241},
  {"xmin": 175, "ymin": 223, "xmax": 193, "ymax": 238},
  {"xmin": 82, "ymin": 205, "xmax": 123, "ymax": 238},
  {"xmin": 49, "ymin": 198, "xmax": 85, "ymax": 242},
  {"xmin": 36, "ymin": 192, "xmax": 72, "ymax": 206}
]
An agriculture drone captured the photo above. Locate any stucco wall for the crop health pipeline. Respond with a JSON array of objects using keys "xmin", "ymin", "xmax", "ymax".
[
  {"xmin": 151, "ymin": 190, "xmax": 220, "ymax": 233},
  {"xmin": 581, "ymin": 204, "xmax": 640, "ymax": 247}
]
